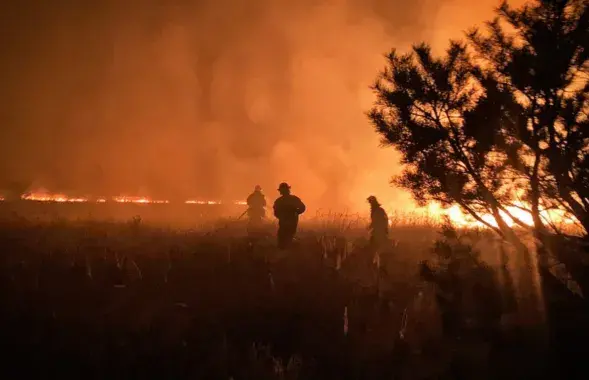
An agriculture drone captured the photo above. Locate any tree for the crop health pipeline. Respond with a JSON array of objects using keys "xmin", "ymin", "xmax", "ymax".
[
  {"xmin": 468, "ymin": 0, "xmax": 589, "ymax": 236},
  {"xmin": 369, "ymin": 42, "xmax": 530, "ymax": 245},
  {"xmin": 370, "ymin": 0, "xmax": 588, "ymax": 239},
  {"xmin": 369, "ymin": 0, "xmax": 589, "ymax": 300}
]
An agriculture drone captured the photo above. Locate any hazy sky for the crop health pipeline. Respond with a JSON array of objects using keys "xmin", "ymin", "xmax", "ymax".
[{"xmin": 0, "ymin": 0, "xmax": 525, "ymax": 211}]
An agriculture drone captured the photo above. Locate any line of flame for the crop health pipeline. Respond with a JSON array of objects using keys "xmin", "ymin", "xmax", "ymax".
[
  {"xmin": 0, "ymin": 192, "xmax": 246, "ymax": 206},
  {"xmin": 408, "ymin": 202, "xmax": 578, "ymax": 228},
  {"xmin": 1, "ymin": 192, "xmax": 577, "ymax": 230}
]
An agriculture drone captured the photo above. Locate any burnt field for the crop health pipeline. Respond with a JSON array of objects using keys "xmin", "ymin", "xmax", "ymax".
[{"xmin": 0, "ymin": 203, "xmax": 588, "ymax": 379}]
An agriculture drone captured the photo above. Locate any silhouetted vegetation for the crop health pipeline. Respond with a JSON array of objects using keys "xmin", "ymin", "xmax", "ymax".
[
  {"xmin": 2, "ymin": 1, "xmax": 588, "ymax": 378},
  {"xmin": 1, "ymin": 214, "xmax": 586, "ymax": 379},
  {"xmin": 370, "ymin": 0, "xmax": 588, "ymax": 238},
  {"xmin": 369, "ymin": 0, "xmax": 589, "ymax": 296},
  {"xmin": 469, "ymin": 0, "xmax": 589, "ymax": 236}
]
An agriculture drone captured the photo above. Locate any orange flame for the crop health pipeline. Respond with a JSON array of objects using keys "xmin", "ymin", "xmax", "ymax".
[
  {"xmin": 184, "ymin": 199, "xmax": 221, "ymax": 205},
  {"xmin": 1, "ymin": 190, "xmax": 578, "ymax": 231},
  {"xmin": 409, "ymin": 202, "xmax": 578, "ymax": 229},
  {"xmin": 22, "ymin": 192, "xmax": 88, "ymax": 203},
  {"xmin": 0, "ymin": 190, "xmax": 245, "ymax": 206},
  {"xmin": 112, "ymin": 196, "xmax": 169, "ymax": 204}
]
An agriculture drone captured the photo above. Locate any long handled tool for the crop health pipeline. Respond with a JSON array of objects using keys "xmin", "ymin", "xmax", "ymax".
[
  {"xmin": 237, "ymin": 209, "xmax": 248, "ymax": 220},
  {"xmin": 238, "ymin": 208, "xmax": 269, "ymax": 221}
]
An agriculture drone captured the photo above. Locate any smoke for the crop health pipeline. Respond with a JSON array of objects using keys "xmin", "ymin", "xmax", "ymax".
[{"xmin": 0, "ymin": 0, "xmax": 522, "ymax": 212}]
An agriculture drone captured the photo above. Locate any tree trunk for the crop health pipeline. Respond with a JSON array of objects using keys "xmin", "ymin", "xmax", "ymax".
[
  {"xmin": 551, "ymin": 156, "xmax": 589, "ymax": 234},
  {"xmin": 559, "ymin": 187, "xmax": 589, "ymax": 234},
  {"xmin": 550, "ymin": 235, "xmax": 589, "ymax": 299},
  {"xmin": 530, "ymin": 153, "xmax": 547, "ymax": 236}
]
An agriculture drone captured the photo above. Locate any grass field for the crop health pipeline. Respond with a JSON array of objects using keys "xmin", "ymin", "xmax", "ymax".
[{"xmin": 0, "ymin": 202, "xmax": 587, "ymax": 379}]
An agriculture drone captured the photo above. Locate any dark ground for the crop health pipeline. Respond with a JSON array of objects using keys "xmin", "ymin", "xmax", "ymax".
[{"xmin": 0, "ymin": 204, "xmax": 588, "ymax": 379}]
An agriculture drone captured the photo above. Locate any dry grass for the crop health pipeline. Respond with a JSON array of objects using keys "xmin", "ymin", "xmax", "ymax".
[{"xmin": 0, "ymin": 210, "xmax": 586, "ymax": 378}]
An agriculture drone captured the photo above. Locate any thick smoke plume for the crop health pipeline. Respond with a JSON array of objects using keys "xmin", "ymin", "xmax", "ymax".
[{"xmin": 0, "ymin": 0, "xmax": 521, "ymax": 212}]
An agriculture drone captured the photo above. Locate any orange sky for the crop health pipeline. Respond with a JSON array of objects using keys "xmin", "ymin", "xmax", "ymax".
[{"xmin": 0, "ymin": 0, "xmax": 529, "ymax": 213}]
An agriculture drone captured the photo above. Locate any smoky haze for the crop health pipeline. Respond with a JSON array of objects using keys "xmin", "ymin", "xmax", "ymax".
[{"xmin": 0, "ymin": 0, "xmax": 520, "ymax": 212}]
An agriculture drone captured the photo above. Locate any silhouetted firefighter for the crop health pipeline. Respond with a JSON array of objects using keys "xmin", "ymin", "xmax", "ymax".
[
  {"xmin": 246, "ymin": 185, "xmax": 266, "ymax": 232},
  {"xmin": 273, "ymin": 182, "xmax": 306, "ymax": 249},
  {"xmin": 367, "ymin": 195, "xmax": 389, "ymax": 250}
]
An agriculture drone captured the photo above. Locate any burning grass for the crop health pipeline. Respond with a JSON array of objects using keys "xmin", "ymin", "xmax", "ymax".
[{"xmin": 0, "ymin": 213, "xmax": 587, "ymax": 378}]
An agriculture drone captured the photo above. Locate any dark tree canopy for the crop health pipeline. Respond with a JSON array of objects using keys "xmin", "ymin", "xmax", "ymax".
[
  {"xmin": 468, "ymin": 0, "xmax": 589, "ymax": 235},
  {"xmin": 370, "ymin": 42, "xmax": 527, "ymax": 236},
  {"xmin": 370, "ymin": 0, "xmax": 589, "ymax": 238}
]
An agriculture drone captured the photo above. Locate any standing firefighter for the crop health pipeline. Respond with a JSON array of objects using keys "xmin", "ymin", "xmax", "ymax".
[
  {"xmin": 273, "ymin": 182, "xmax": 306, "ymax": 249},
  {"xmin": 246, "ymin": 185, "xmax": 266, "ymax": 223},
  {"xmin": 367, "ymin": 195, "xmax": 389, "ymax": 250},
  {"xmin": 246, "ymin": 185, "xmax": 266, "ymax": 235}
]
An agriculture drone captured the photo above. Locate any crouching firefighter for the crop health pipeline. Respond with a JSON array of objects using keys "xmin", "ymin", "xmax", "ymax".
[{"xmin": 273, "ymin": 182, "xmax": 306, "ymax": 249}]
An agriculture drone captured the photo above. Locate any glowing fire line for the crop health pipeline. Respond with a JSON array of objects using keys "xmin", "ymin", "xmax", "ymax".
[
  {"xmin": 0, "ymin": 192, "xmax": 245, "ymax": 206},
  {"xmin": 0, "ymin": 191, "xmax": 576, "ymax": 229}
]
